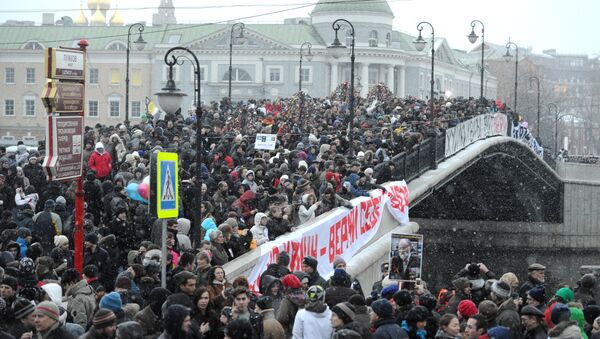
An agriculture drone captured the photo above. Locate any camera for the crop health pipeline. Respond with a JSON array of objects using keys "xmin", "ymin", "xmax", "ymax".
[{"xmin": 467, "ymin": 263, "xmax": 480, "ymax": 276}]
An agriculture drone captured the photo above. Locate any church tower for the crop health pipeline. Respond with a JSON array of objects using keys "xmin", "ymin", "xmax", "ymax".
[{"xmin": 152, "ymin": 0, "xmax": 177, "ymax": 26}]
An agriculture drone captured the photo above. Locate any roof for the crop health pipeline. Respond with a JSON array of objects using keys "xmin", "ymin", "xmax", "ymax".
[{"xmin": 311, "ymin": 0, "xmax": 394, "ymax": 17}]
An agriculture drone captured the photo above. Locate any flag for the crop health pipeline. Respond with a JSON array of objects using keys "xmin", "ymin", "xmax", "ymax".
[{"xmin": 146, "ymin": 96, "xmax": 159, "ymax": 116}]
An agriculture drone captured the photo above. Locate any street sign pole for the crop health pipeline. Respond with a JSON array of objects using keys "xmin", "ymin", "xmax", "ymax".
[{"xmin": 161, "ymin": 219, "xmax": 167, "ymax": 288}]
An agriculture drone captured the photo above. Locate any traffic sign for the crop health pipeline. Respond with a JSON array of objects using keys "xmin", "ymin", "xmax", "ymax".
[
  {"xmin": 42, "ymin": 116, "xmax": 83, "ymax": 181},
  {"xmin": 41, "ymin": 81, "xmax": 84, "ymax": 114},
  {"xmin": 44, "ymin": 48, "xmax": 85, "ymax": 81},
  {"xmin": 156, "ymin": 152, "xmax": 179, "ymax": 219}
]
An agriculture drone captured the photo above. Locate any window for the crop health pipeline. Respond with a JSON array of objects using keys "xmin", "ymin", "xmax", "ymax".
[
  {"xmin": 109, "ymin": 98, "xmax": 120, "ymax": 117},
  {"xmin": 296, "ymin": 66, "xmax": 312, "ymax": 84},
  {"xmin": 369, "ymin": 30, "xmax": 378, "ymax": 47},
  {"xmin": 23, "ymin": 41, "xmax": 43, "ymax": 50},
  {"xmin": 368, "ymin": 68, "xmax": 378, "ymax": 85},
  {"xmin": 222, "ymin": 68, "xmax": 252, "ymax": 82},
  {"xmin": 5, "ymin": 68, "xmax": 14, "ymax": 84},
  {"xmin": 267, "ymin": 66, "xmax": 282, "ymax": 83},
  {"xmin": 24, "ymin": 96, "xmax": 35, "ymax": 116},
  {"xmin": 190, "ymin": 66, "xmax": 207, "ymax": 83},
  {"xmin": 110, "ymin": 69, "xmax": 121, "ymax": 85},
  {"xmin": 131, "ymin": 101, "xmax": 141, "ymax": 118},
  {"xmin": 88, "ymin": 100, "xmax": 98, "ymax": 117},
  {"xmin": 89, "ymin": 68, "xmax": 99, "ymax": 84},
  {"xmin": 131, "ymin": 69, "xmax": 142, "ymax": 86},
  {"xmin": 386, "ymin": 32, "xmax": 391, "ymax": 48},
  {"xmin": 106, "ymin": 41, "xmax": 127, "ymax": 51},
  {"xmin": 4, "ymin": 99, "xmax": 14, "ymax": 116},
  {"xmin": 26, "ymin": 68, "xmax": 35, "ymax": 84}
]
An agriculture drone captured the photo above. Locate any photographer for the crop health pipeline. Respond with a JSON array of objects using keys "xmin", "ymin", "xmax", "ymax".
[{"xmin": 454, "ymin": 262, "xmax": 496, "ymax": 304}]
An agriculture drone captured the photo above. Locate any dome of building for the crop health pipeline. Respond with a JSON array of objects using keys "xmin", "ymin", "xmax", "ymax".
[
  {"xmin": 74, "ymin": 3, "xmax": 89, "ymax": 26},
  {"xmin": 311, "ymin": 0, "xmax": 394, "ymax": 18},
  {"xmin": 110, "ymin": 7, "xmax": 124, "ymax": 26},
  {"xmin": 90, "ymin": 4, "xmax": 106, "ymax": 26}
]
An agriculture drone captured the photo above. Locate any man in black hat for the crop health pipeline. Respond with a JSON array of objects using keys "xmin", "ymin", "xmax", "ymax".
[
  {"xmin": 302, "ymin": 256, "xmax": 326, "ymax": 288},
  {"xmin": 518, "ymin": 263, "xmax": 546, "ymax": 301},
  {"xmin": 260, "ymin": 251, "xmax": 291, "ymax": 284},
  {"xmin": 255, "ymin": 295, "xmax": 284, "ymax": 339},
  {"xmin": 84, "ymin": 233, "xmax": 112, "ymax": 291},
  {"xmin": 520, "ymin": 305, "xmax": 547, "ymax": 339}
]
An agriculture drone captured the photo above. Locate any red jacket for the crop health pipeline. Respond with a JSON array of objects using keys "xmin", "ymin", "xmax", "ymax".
[{"xmin": 88, "ymin": 151, "xmax": 112, "ymax": 178}]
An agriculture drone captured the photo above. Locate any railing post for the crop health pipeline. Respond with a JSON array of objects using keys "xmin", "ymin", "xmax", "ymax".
[{"xmin": 432, "ymin": 135, "xmax": 438, "ymax": 170}]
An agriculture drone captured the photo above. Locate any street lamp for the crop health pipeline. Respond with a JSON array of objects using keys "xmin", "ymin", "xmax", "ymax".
[
  {"xmin": 467, "ymin": 20, "xmax": 485, "ymax": 104},
  {"xmin": 529, "ymin": 76, "xmax": 541, "ymax": 139},
  {"xmin": 414, "ymin": 22, "xmax": 435, "ymax": 116},
  {"xmin": 298, "ymin": 41, "xmax": 313, "ymax": 125},
  {"xmin": 548, "ymin": 103, "xmax": 561, "ymax": 157},
  {"xmin": 504, "ymin": 40, "xmax": 519, "ymax": 113},
  {"xmin": 125, "ymin": 22, "xmax": 146, "ymax": 128},
  {"xmin": 328, "ymin": 19, "xmax": 356, "ymax": 156},
  {"xmin": 228, "ymin": 23, "xmax": 246, "ymax": 104}
]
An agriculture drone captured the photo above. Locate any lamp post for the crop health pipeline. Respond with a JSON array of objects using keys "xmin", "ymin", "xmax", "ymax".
[
  {"xmin": 529, "ymin": 76, "xmax": 541, "ymax": 139},
  {"xmin": 548, "ymin": 103, "xmax": 560, "ymax": 157},
  {"xmin": 155, "ymin": 47, "xmax": 202, "ymax": 287},
  {"xmin": 125, "ymin": 22, "xmax": 146, "ymax": 128},
  {"xmin": 504, "ymin": 41, "xmax": 519, "ymax": 113},
  {"xmin": 327, "ymin": 19, "xmax": 356, "ymax": 156},
  {"xmin": 228, "ymin": 23, "xmax": 246, "ymax": 105},
  {"xmin": 298, "ymin": 41, "xmax": 313, "ymax": 127},
  {"xmin": 467, "ymin": 20, "xmax": 485, "ymax": 104},
  {"xmin": 414, "ymin": 22, "xmax": 435, "ymax": 116}
]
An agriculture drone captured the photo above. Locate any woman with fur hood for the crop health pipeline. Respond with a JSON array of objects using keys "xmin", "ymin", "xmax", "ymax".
[{"xmin": 109, "ymin": 133, "xmax": 127, "ymax": 168}]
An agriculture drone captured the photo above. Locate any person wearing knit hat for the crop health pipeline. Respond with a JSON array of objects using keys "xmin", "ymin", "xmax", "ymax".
[
  {"xmin": 301, "ymin": 256, "xmax": 326, "ymax": 288},
  {"xmin": 550, "ymin": 303, "xmax": 571, "ymax": 326},
  {"xmin": 458, "ymin": 299, "xmax": 479, "ymax": 320},
  {"xmin": 116, "ymin": 321, "xmax": 143, "ymax": 339},
  {"xmin": 53, "ymin": 235, "xmax": 69, "ymax": 249},
  {"xmin": 380, "ymin": 283, "xmax": 399, "ymax": 300},
  {"xmin": 490, "ymin": 280, "xmax": 512, "ymax": 302},
  {"xmin": 11, "ymin": 297, "xmax": 36, "ymax": 337},
  {"xmin": 526, "ymin": 285, "xmax": 546, "ymax": 311},
  {"xmin": 0, "ymin": 275, "xmax": 18, "ymax": 299},
  {"xmin": 478, "ymin": 300, "xmax": 498, "ymax": 325},
  {"xmin": 100, "ymin": 292, "xmax": 123, "ymax": 313},
  {"xmin": 325, "ymin": 269, "xmax": 357, "ymax": 308},
  {"xmin": 487, "ymin": 326, "xmax": 512, "ymax": 339},
  {"xmin": 370, "ymin": 298, "xmax": 408, "ymax": 337},
  {"xmin": 281, "ymin": 274, "xmax": 302, "ymax": 290},
  {"xmin": 255, "ymin": 295, "xmax": 285, "ymax": 339},
  {"xmin": 331, "ymin": 302, "xmax": 367, "ymax": 338},
  {"xmin": 33, "ymin": 301, "xmax": 74, "ymax": 338},
  {"xmin": 554, "ymin": 287, "xmax": 574, "ymax": 304},
  {"xmin": 80, "ymin": 308, "xmax": 117, "ymax": 339},
  {"xmin": 575, "ymin": 274, "xmax": 597, "ymax": 307}
]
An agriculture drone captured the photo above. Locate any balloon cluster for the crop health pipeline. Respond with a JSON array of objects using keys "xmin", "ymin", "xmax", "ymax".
[{"xmin": 126, "ymin": 176, "xmax": 150, "ymax": 204}]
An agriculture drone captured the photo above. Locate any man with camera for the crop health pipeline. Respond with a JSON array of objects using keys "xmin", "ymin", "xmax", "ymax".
[{"xmin": 454, "ymin": 262, "xmax": 496, "ymax": 304}]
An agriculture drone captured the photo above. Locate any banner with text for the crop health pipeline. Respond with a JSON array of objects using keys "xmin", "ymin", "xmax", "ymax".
[
  {"xmin": 247, "ymin": 180, "xmax": 410, "ymax": 292},
  {"xmin": 444, "ymin": 113, "xmax": 507, "ymax": 158}
]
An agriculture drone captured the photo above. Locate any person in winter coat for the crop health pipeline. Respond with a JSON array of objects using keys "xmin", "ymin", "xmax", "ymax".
[
  {"xmin": 260, "ymin": 275, "xmax": 283, "ymax": 313},
  {"xmin": 16, "ymin": 227, "xmax": 31, "ymax": 259},
  {"xmin": 158, "ymin": 304, "xmax": 192, "ymax": 339},
  {"xmin": 331, "ymin": 302, "xmax": 370, "ymax": 339},
  {"xmin": 446, "ymin": 277, "xmax": 473, "ymax": 316},
  {"xmin": 231, "ymin": 190, "xmax": 258, "ymax": 227},
  {"xmin": 79, "ymin": 308, "xmax": 118, "ymax": 339},
  {"xmin": 209, "ymin": 230, "xmax": 229, "ymax": 266},
  {"xmin": 370, "ymin": 298, "xmax": 409, "ymax": 339},
  {"xmin": 134, "ymin": 287, "xmax": 170, "ymax": 339},
  {"xmin": 32, "ymin": 199, "xmax": 62, "ymax": 255},
  {"xmin": 325, "ymin": 269, "xmax": 358, "ymax": 308},
  {"xmin": 574, "ymin": 274, "xmax": 597, "ymax": 307},
  {"xmin": 255, "ymin": 295, "xmax": 285, "ymax": 339},
  {"xmin": 316, "ymin": 187, "xmax": 353, "ymax": 216},
  {"xmin": 206, "ymin": 266, "xmax": 231, "ymax": 311},
  {"xmin": 242, "ymin": 170, "xmax": 258, "ymax": 194},
  {"xmin": 292, "ymin": 285, "xmax": 333, "ymax": 339},
  {"xmin": 266, "ymin": 206, "xmax": 293, "ymax": 240},
  {"xmin": 547, "ymin": 320, "xmax": 582, "ymax": 338},
  {"xmin": 88, "ymin": 143, "xmax": 112, "ymax": 181},
  {"xmin": 490, "ymin": 280, "xmax": 522, "ymax": 339},
  {"xmin": 176, "ymin": 218, "xmax": 192, "ymax": 251},
  {"xmin": 297, "ymin": 193, "xmax": 319, "ymax": 226},
  {"xmin": 260, "ymin": 251, "xmax": 291, "ymax": 283},
  {"xmin": 33, "ymin": 301, "xmax": 76, "ymax": 339},
  {"xmin": 301, "ymin": 256, "xmax": 326, "ymax": 288},
  {"xmin": 189, "ymin": 287, "xmax": 220, "ymax": 339},
  {"xmin": 277, "ymin": 274, "xmax": 306, "ymax": 337},
  {"xmin": 435, "ymin": 313, "xmax": 461, "ymax": 338},
  {"xmin": 518, "ymin": 263, "xmax": 546, "ymax": 302},
  {"xmin": 61, "ymin": 269, "xmax": 96, "ymax": 329},
  {"xmin": 520, "ymin": 305, "xmax": 547, "ymax": 339},
  {"xmin": 110, "ymin": 208, "xmax": 136, "ymax": 269},
  {"xmin": 250, "ymin": 213, "xmax": 269, "ymax": 247}
]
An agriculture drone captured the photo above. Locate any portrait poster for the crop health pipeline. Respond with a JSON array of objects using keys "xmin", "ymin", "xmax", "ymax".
[{"xmin": 388, "ymin": 233, "xmax": 423, "ymax": 282}]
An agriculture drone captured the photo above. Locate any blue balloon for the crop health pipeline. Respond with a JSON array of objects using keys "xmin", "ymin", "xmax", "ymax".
[{"xmin": 126, "ymin": 183, "xmax": 145, "ymax": 202}]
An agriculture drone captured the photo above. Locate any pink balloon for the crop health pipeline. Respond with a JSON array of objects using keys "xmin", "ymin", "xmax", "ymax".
[{"xmin": 137, "ymin": 182, "xmax": 149, "ymax": 200}]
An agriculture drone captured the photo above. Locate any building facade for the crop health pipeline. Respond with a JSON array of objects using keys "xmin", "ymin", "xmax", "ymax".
[{"xmin": 0, "ymin": 0, "xmax": 497, "ymax": 143}]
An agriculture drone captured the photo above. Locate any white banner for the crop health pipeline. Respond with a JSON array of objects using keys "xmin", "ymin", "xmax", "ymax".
[
  {"xmin": 512, "ymin": 123, "xmax": 544, "ymax": 158},
  {"xmin": 254, "ymin": 133, "xmax": 277, "ymax": 150},
  {"xmin": 444, "ymin": 113, "xmax": 507, "ymax": 158},
  {"xmin": 247, "ymin": 181, "xmax": 410, "ymax": 292}
]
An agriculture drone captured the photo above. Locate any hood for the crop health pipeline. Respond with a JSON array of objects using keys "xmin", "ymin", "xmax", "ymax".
[
  {"xmin": 17, "ymin": 145, "xmax": 28, "ymax": 154},
  {"xmin": 201, "ymin": 218, "xmax": 217, "ymax": 231},
  {"xmin": 239, "ymin": 190, "xmax": 256, "ymax": 203},
  {"xmin": 305, "ymin": 300, "xmax": 328, "ymax": 314},
  {"xmin": 260, "ymin": 275, "xmax": 281, "ymax": 295},
  {"xmin": 95, "ymin": 142, "xmax": 104, "ymax": 151},
  {"xmin": 42, "ymin": 283, "xmax": 63, "ymax": 306},
  {"xmin": 319, "ymin": 144, "xmax": 330, "ymax": 154},
  {"xmin": 346, "ymin": 173, "xmax": 360, "ymax": 186},
  {"xmin": 110, "ymin": 133, "xmax": 123, "ymax": 144},
  {"xmin": 117, "ymin": 321, "xmax": 143, "ymax": 338},
  {"xmin": 254, "ymin": 212, "xmax": 267, "ymax": 227},
  {"xmin": 548, "ymin": 321, "xmax": 582, "ymax": 338},
  {"xmin": 177, "ymin": 218, "xmax": 191, "ymax": 235},
  {"xmin": 67, "ymin": 279, "xmax": 94, "ymax": 297}
]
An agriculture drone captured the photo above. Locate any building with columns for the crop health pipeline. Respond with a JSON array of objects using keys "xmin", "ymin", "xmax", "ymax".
[{"xmin": 0, "ymin": 0, "xmax": 496, "ymax": 144}]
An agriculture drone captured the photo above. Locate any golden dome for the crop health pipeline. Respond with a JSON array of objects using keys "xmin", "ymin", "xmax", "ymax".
[
  {"xmin": 109, "ymin": 7, "xmax": 124, "ymax": 26},
  {"xmin": 90, "ymin": 4, "xmax": 106, "ymax": 26},
  {"xmin": 74, "ymin": 1, "xmax": 88, "ymax": 26}
]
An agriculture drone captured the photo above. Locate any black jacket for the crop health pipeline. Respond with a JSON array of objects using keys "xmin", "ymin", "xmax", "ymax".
[
  {"xmin": 372, "ymin": 318, "xmax": 409, "ymax": 339},
  {"xmin": 523, "ymin": 324, "xmax": 547, "ymax": 339}
]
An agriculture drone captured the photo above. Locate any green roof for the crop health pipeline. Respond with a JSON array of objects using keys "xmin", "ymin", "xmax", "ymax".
[
  {"xmin": 246, "ymin": 24, "xmax": 324, "ymax": 46},
  {"xmin": 311, "ymin": 0, "xmax": 394, "ymax": 17}
]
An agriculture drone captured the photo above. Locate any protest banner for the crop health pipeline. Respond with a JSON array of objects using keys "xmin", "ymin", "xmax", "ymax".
[{"xmin": 388, "ymin": 233, "xmax": 424, "ymax": 282}]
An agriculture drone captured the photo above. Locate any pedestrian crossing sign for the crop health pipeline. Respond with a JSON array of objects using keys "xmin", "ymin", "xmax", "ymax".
[{"xmin": 156, "ymin": 152, "xmax": 178, "ymax": 218}]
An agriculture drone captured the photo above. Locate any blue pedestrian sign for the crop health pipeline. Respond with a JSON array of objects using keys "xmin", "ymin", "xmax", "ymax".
[{"xmin": 156, "ymin": 152, "xmax": 178, "ymax": 218}]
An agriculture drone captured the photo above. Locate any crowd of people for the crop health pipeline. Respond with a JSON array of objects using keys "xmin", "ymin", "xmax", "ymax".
[{"xmin": 0, "ymin": 93, "xmax": 540, "ymax": 338}]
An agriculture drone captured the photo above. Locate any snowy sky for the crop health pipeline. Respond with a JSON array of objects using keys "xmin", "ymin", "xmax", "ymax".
[{"xmin": 1, "ymin": 0, "xmax": 598, "ymax": 55}]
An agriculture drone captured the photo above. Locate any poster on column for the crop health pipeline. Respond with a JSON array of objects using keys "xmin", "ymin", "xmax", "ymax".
[
  {"xmin": 246, "ymin": 180, "xmax": 411, "ymax": 292},
  {"xmin": 388, "ymin": 233, "xmax": 423, "ymax": 283}
]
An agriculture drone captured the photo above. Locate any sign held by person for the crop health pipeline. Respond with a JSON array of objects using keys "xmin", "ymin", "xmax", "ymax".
[
  {"xmin": 254, "ymin": 133, "xmax": 277, "ymax": 150},
  {"xmin": 388, "ymin": 233, "xmax": 423, "ymax": 283}
]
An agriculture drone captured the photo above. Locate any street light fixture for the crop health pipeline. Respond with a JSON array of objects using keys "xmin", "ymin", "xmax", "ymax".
[
  {"xmin": 125, "ymin": 22, "xmax": 146, "ymax": 128},
  {"xmin": 529, "ymin": 76, "xmax": 541, "ymax": 140},
  {"xmin": 298, "ymin": 41, "xmax": 313, "ymax": 131},
  {"xmin": 228, "ymin": 23, "xmax": 246, "ymax": 105},
  {"xmin": 328, "ymin": 19, "xmax": 356, "ymax": 156},
  {"xmin": 414, "ymin": 21, "xmax": 435, "ymax": 116},
  {"xmin": 467, "ymin": 20, "xmax": 485, "ymax": 104},
  {"xmin": 504, "ymin": 40, "xmax": 519, "ymax": 114}
]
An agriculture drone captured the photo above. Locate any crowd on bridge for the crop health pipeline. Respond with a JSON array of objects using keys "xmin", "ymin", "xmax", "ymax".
[{"xmin": 0, "ymin": 91, "xmax": 548, "ymax": 338}]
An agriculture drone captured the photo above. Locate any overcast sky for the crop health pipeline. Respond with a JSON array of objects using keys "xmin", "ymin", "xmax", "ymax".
[{"xmin": 2, "ymin": 0, "xmax": 598, "ymax": 55}]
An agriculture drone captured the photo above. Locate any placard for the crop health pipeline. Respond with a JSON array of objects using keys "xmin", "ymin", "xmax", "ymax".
[
  {"xmin": 254, "ymin": 133, "xmax": 277, "ymax": 150},
  {"xmin": 388, "ymin": 233, "xmax": 423, "ymax": 282}
]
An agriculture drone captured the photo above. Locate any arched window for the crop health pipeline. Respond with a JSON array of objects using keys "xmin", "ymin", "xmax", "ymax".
[
  {"xmin": 222, "ymin": 68, "xmax": 252, "ymax": 82},
  {"xmin": 106, "ymin": 41, "xmax": 127, "ymax": 51},
  {"xmin": 22, "ymin": 41, "xmax": 44, "ymax": 50},
  {"xmin": 386, "ymin": 33, "xmax": 391, "ymax": 48},
  {"xmin": 369, "ymin": 30, "xmax": 378, "ymax": 47}
]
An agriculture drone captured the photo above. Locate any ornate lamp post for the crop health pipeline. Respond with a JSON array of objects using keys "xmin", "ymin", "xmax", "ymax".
[
  {"xmin": 504, "ymin": 41, "xmax": 519, "ymax": 113},
  {"xmin": 298, "ymin": 41, "xmax": 313, "ymax": 130},
  {"xmin": 125, "ymin": 22, "xmax": 146, "ymax": 128},
  {"xmin": 228, "ymin": 23, "xmax": 246, "ymax": 104},
  {"xmin": 467, "ymin": 20, "xmax": 485, "ymax": 104},
  {"xmin": 529, "ymin": 76, "xmax": 541, "ymax": 139},
  {"xmin": 414, "ymin": 22, "xmax": 435, "ymax": 115}
]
